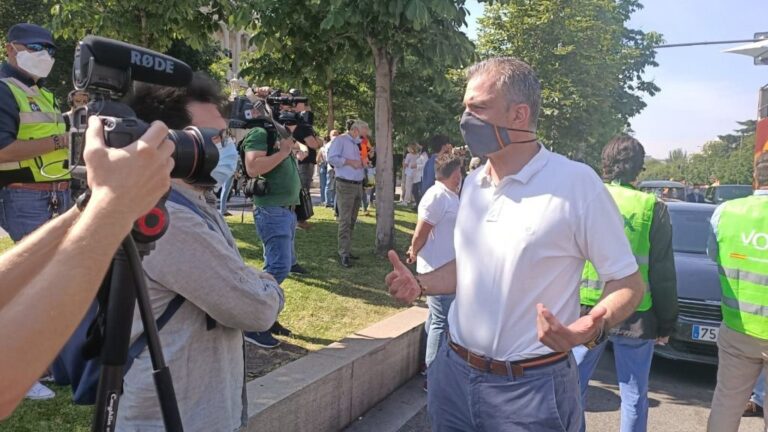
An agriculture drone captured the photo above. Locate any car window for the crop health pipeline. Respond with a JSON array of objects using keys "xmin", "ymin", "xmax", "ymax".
[
  {"xmin": 669, "ymin": 208, "xmax": 714, "ymax": 254},
  {"xmin": 715, "ymin": 185, "xmax": 752, "ymax": 202}
]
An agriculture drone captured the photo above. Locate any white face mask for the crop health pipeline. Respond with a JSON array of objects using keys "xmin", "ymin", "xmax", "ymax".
[{"xmin": 14, "ymin": 46, "xmax": 55, "ymax": 79}]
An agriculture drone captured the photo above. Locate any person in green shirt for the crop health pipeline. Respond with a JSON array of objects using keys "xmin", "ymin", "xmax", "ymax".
[{"xmin": 242, "ymin": 124, "xmax": 300, "ymax": 348}]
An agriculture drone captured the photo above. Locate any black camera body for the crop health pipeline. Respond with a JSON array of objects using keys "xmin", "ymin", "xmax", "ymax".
[{"xmin": 68, "ymin": 36, "xmax": 220, "ymax": 186}]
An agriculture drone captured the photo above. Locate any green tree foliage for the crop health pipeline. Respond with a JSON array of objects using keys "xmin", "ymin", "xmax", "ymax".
[
  {"xmin": 476, "ymin": 0, "xmax": 662, "ymax": 164},
  {"xmin": 639, "ymin": 122, "xmax": 756, "ymax": 185},
  {"xmin": 244, "ymin": 0, "xmax": 474, "ymax": 252}
]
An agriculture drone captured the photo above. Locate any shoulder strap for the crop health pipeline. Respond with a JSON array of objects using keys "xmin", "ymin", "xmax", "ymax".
[
  {"xmin": 124, "ymin": 294, "xmax": 185, "ymax": 372},
  {"xmin": 167, "ymin": 189, "xmax": 216, "ymax": 231}
]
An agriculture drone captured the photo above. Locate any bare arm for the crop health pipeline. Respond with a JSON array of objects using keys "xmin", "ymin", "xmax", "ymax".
[
  {"xmin": 303, "ymin": 134, "xmax": 322, "ymax": 150},
  {"xmin": 595, "ymin": 271, "xmax": 645, "ymax": 329},
  {"xmin": 386, "ymin": 252, "xmax": 456, "ymax": 302},
  {"xmin": 0, "ymin": 117, "xmax": 174, "ymax": 419},
  {"xmin": 406, "ymin": 219, "xmax": 434, "ymax": 263},
  {"xmin": 244, "ymin": 138, "xmax": 292, "ymax": 177},
  {"xmin": 0, "ymin": 207, "xmax": 79, "ymax": 309},
  {"xmin": 0, "ymin": 134, "xmax": 66, "ymax": 163}
]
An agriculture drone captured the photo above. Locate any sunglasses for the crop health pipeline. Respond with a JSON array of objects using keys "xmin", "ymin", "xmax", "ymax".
[{"xmin": 24, "ymin": 43, "xmax": 56, "ymax": 56}]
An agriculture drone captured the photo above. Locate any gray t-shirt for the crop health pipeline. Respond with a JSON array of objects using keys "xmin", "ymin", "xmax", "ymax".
[{"xmin": 116, "ymin": 185, "xmax": 284, "ymax": 432}]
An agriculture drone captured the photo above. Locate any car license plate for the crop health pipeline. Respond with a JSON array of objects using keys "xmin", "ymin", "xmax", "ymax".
[{"xmin": 691, "ymin": 325, "xmax": 719, "ymax": 342}]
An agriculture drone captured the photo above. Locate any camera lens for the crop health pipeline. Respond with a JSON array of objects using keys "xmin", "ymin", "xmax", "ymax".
[{"xmin": 167, "ymin": 127, "xmax": 220, "ymax": 185}]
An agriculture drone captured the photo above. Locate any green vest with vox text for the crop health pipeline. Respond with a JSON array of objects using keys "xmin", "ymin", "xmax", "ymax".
[
  {"xmin": 0, "ymin": 77, "xmax": 68, "ymax": 183},
  {"xmin": 580, "ymin": 183, "xmax": 654, "ymax": 311},
  {"xmin": 715, "ymin": 195, "xmax": 768, "ymax": 340}
]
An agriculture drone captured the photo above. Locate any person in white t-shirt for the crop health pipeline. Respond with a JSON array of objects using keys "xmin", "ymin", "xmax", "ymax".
[
  {"xmin": 400, "ymin": 143, "xmax": 419, "ymax": 204},
  {"xmin": 406, "ymin": 153, "xmax": 463, "ymax": 386},
  {"xmin": 385, "ymin": 57, "xmax": 645, "ymax": 431}
]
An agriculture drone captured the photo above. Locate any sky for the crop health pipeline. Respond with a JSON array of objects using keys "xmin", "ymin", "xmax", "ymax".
[{"xmin": 462, "ymin": 0, "xmax": 768, "ymax": 159}]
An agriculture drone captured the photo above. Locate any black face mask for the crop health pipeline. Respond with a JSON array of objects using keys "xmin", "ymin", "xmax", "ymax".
[{"xmin": 459, "ymin": 111, "xmax": 537, "ymax": 157}]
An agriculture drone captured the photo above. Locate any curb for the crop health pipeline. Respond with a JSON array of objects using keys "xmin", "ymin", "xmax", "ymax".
[{"xmin": 245, "ymin": 306, "xmax": 428, "ymax": 432}]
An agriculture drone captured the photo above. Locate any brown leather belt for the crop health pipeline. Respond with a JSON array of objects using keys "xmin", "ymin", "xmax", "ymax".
[
  {"xmin": 6, "ymin": 181, "xmax": 70, "ymax": 191},
  {"xmin": 448, "ymin": 338, "xmax": 568, "ymax": 377}
]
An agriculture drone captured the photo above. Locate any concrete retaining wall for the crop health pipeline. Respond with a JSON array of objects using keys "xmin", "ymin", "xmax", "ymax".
[{"xmin": 245, "ymin": 306, "xmax": 428, "ymax": 432}]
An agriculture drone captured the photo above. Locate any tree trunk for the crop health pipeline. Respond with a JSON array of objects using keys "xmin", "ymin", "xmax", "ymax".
[
  {"xmin": 370, "ymin": 40, "xmax": 397, "ymax": 255},
  {"xmin": 326, "ymin": 83, "xmax": 335, "ymax": 132}
]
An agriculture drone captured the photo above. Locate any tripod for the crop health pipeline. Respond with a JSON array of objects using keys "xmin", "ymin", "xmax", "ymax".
[{"xmin": 87, "ymin": 194, "xmax": 184, "ymax": 432}]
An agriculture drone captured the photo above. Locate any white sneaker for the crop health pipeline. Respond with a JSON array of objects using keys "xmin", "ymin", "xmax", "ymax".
[{"xmin": 26, "ymin": 382, "xmax": 55, "ymax": 400}]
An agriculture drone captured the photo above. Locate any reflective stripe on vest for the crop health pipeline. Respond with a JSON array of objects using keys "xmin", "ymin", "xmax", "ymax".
[
  {"xmin": 716, "ymin": 195, "xmax": 768, "ymax": 340},
  {"xmin": 580, "ymin": 183, "xmax": 654, "ymax": 311},
  {"xmin": 0, "ymin": 78, "xmax": 69, "ymax": 183}
]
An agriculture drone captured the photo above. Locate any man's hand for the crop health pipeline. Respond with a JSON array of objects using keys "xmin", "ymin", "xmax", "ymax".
[
  {"xmin": 385, "ymin": 250, "xmax": 421, "ymax": 304},
  {"xmin": 277, "ymin": 137, "xmax": 294, "ymax": 158},
  {"xmin": 83, "ymin": 116, "xmax": 174, "ymax": 223},
  {"xmin": 655, "ymin": 336, "xmax": 669, "ymax": 346},
  {"xmin": 537, "ymin": 303, "xmax": 606, "ymax": 352},
  {"xmin": 346, "ymin": 159, "xmax": 363, "ymax": 169},
  {"xmin": 52, "ymin": 133, "xmax": 69, "ymax": 150},
  {"xmin": 405, "ymin": 246, "xmax": 416, "ymax": 264}
]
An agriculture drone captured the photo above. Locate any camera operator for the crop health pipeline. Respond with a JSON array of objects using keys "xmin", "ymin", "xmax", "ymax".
[
  {"xmin": 0, "ymin": 22, "xmax": 74, "ymax": 400},
  {"xmin": 121, "ymin": 73, "xmax": 284, "ymax": 431},
  {"xmin": 238, "ymin": 89, "xmax": 306, "ymax": 349},
  {"xmin": 0, "ymin": 117, "xmax": 174, "ymax": 419},
  {"xmin": 279, "ymin": 92, "xmax": 321, "ymax": 233}
]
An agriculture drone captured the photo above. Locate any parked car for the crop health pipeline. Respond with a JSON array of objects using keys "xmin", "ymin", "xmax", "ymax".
[
  {"xmin": 637, "ymin": 180, "xmax": 687, "ymax": 201},
  {"xmin": 704, "ymin": 184, "xmax": 753, "ymax": 204},
  {"xmin": 653, "ymin": 202, "xmax": 721, "ymax": 365}
]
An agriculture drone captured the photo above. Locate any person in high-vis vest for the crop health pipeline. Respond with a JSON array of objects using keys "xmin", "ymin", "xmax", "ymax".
[
  {"xmin": 0, "ymin": 23, "xmax": 70, "ymax": 401},
  {"xmin": 573, "ymin": 136, "xmax": 678, "ymax": 432},
  {"xmin": 706, "ymin": 152, "xmax": 768, "ymax": 432}
]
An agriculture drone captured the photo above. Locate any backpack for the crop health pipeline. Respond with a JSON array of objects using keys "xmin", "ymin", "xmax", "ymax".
[{"xmin": 52, "ymin": 190, "xmax": 216, "ymax": 404}]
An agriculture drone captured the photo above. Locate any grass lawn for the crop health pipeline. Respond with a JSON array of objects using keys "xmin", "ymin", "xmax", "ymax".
[{"xmin": 0, "ymin": 204, "xmax": 418, "ymax": 431}]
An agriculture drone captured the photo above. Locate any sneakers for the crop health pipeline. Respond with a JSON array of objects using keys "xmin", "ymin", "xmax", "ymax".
[
  {"xmin": 26, "ymin": 382, "xmax": 55, "ymax": 400},
  {"xmin": 269, "ymin": 321, "xmax": 293, "ymax": 337},
  {"xmin": 743, "ymin": 400, "xmax": 764, "ymax": 417},
  {"xmin": 290, "ymin": 263, "xmax": 309, "ymax": 275},
  {"xmin": 244, "ymin": 331, "xmax": 281, "ymax": 349}
]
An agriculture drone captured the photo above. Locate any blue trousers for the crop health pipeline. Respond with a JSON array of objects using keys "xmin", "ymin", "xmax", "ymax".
[
  {"xmin": 425, "ymin": 295, "xmax": 454, "ymax": 367},
  {"xmin": 752, "ymin": 370, "xmax": 765, "ymax": 407},
  {"xmin": 253, "ymin": 206, "xmax": 297, "ymax": 284},
  {"xmin": 428, "ymin": 342, "xmax": 582, "ymax": 431},
  {"xmin": 218, "ymin": 175, "xmax": 234, "ymax": 215},
  {"xmin": 0, "ymin": 188, "xmax": 72, "ymax": 241},
  {"xmin": 319, "ymin": 163, "xmax": 328, "ymax": 205},
  {"xmin": 573, "ymin": 336, "xmax": 655, "ymax": 432}
]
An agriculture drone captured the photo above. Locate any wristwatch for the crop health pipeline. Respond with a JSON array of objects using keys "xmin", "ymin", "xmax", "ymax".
[{"xmin": 583, "ymin": 322, "xmax": 608, "ymax": 350}]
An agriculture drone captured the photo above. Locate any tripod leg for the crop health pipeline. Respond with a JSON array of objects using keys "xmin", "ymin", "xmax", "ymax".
[
  {"xmin": 125, "ymin": 239, "xmax": 183, "ymax": 431},
  {"xmin": 92, "ymin": 243, "xmax": 137, "ymax": 432}
]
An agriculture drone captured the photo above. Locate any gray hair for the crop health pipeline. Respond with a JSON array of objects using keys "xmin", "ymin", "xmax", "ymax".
[
  {"xmin": 466, "ymin": 57, "xmax": 541, "ymax": 129},
  {"xmin": 348, "ymin": 119, "xmax": 369, "ymax": 133}
]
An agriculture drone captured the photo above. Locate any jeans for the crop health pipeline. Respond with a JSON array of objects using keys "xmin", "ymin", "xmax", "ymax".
[
  {"xmin": 753, "ymin": 370, "xmax": 766, "ymax": 407},
  {"xmin": 428, "ymin": 342, "xmax": 582, "ymax": 431},
  {"xmin": 253, "ymin": 206, "xmax": 297, "ymax": 284},
  {"xmin": 319, "ymin": 163, "xmax": 328, "ymax": 205},
  {"xmin": 0, "ymin": 188, "xmax": 72, "ymax": 242},
  {"xmin": 412, "ymin": 181, "xmax": 423, "ymax": 206},
  {"xmin": 298, "ymin": 162, "xmax": 314, "ymax": 191},
  {"xmin": 425, "ymin": 295, "xmax": 454, "ymax": 368},
  {"xmin": 573, "ymin": 336, "xmax": 655, "ymax": 432},
  {"xmin": 219, "ymin": 175, "xmax": 235, "ymax": 215},
  {"xmin": 326, "ymin": 169, "xmax": 336, "ymax": 207}
]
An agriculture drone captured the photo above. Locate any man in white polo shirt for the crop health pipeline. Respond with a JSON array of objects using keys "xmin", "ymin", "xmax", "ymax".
[
  {"xmin": 386, "ymin": 57, "xmax": 645, "ymax": 431},
  {"xmin": 406, "ymin": 153, "xmax": 463, "ymax": 387}
]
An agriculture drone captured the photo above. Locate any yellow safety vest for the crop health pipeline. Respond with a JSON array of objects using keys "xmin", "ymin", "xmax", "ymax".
[
  {"xmin": 0, "ymin": 77, "xmax": 69, "ymax": 183},
  {"xmin": 581, "ymin": 183, "xmax": 654, "ymax": 311}
]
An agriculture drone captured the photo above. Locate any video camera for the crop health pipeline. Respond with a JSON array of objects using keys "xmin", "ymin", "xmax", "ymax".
[{"xmin": 68, "ymin": 35, "xmax": 221, "ymax": 186}]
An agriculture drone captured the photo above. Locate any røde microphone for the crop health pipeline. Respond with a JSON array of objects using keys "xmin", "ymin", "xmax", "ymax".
[{"xmin": 73, "ymin": 35, "xmax": 193, "ymax": 93}]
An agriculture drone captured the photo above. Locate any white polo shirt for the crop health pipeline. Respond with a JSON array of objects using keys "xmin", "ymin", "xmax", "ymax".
[
  {"xmin": 448, "ymin": 145, "xmax": 638, "ymax": 361},
  {"xmin": 417, "ymin": 181, "xmax": 460, "ymax": 274}
]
